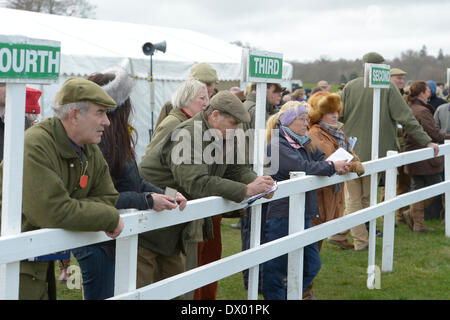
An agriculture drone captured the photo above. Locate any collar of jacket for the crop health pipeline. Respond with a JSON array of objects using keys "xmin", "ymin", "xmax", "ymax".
[
  {"xmin": 169, "ymin": 107, "xmax": 190, "ymax": 122},
  {"xmin": 51, "ymin": 118, "xmax": 91, "ymax": 159},
  {"xmin": 411, "ymin": 97, "xmax": 435, "ymax": 114}
]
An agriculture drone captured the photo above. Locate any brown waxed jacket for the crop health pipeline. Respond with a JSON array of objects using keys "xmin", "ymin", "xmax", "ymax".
[{"xmin": 404, "ymin": 99, "xmax": 450, "ymax": 175}]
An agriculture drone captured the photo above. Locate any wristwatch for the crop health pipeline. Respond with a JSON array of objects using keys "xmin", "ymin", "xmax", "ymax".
[{"xmin": 143, "ymin": 192, "xmax": 153, "ymax": 209}]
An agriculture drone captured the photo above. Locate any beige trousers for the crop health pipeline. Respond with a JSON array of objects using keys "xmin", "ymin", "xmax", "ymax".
[
  {"xmin": 331, "ymin": 176, "xmax": 370, "ymax": 250},
  {"xmin": 136, "ymin": 246, "xmax": 185, "ymax": 299}
]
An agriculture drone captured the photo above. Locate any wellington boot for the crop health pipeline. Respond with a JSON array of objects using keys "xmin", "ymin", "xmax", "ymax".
[{"xmin": 411, "ymin": 201, "xmax": 434, "ymax": 232}]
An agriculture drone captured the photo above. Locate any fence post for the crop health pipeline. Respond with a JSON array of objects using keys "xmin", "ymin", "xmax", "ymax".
[
  {"xmin": 445, "ymin": 140, "xmax": 450, "ymax": 238},
  {"xmin": 247, "ymin": 82, "xmax": 267, "ymax": 300},
  {"xmin": 287, "ymin": 171, "xmax": 305, "ymax": 300},
  {"xmin": 0, "ymin": 83, "xmax": 26, "ymax": 300},
  {"xmin": 114, "ymin": 235, "xmax": 138, "ymax": 297},
  {"xmin": 382, "ymin": 150, "xmax": 398, "ymax": 272},
  {"xmin": 367, "ymin": 87, "xmax": 380, "ymax": 289}
]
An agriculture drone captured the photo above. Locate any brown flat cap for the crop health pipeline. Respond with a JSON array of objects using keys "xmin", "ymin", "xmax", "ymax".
[
  {"xmin": 210, "ymin": 90, "xmax": 250, "ymax": 123},
  {"xmin": 56, "ymin": 78, "xmax": 116, "ymax": 109},
  {"xmin": 390, "ymin": 68, "xmax": 407, "ymax": 76}
]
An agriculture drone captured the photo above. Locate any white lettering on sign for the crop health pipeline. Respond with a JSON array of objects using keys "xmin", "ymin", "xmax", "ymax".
[
  {"xmin": 372, "ymin": 69, "xmax": 390, "ymax": 83},
  {"xmin": 0, "ymin": 47, "xmax": 60, "ymax": 74},
  {"xmin": 253, "ymin": 57, "xmax": 280, "ymax": 76}
]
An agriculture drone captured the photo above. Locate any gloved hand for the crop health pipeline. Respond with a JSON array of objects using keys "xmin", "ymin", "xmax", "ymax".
[{"xmin": 349, "ymin": 151, "xmax": 365, "ymax": 176}]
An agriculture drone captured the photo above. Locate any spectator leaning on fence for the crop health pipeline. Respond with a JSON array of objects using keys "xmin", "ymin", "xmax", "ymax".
[
  {"xmin": 340, "ymin": 52, "xmax": 438, "ymax": 250},
  {"xmin": 402, "ymin": 80, "xmax": 450, "ymax": 232},
  {"xmin": 138, "ymin": 90, "xmax": 275, "ymax": 299},
  {"xmin": 67, "ymin": 67, "xmax": 187, "ymax": 300},
  {"xmin": 141, "ymin": 78, "xmax": 211, "ymax": 299},
  {"xmin": 0, "ymin": 78, "xmax": 124, "ymax": 300},
  {"xmin": 262, "ymin": 101, "xmax": 350, "ymax": 300},
  {"xmin": 308, "ymin": 91, "xmax": 365, "ymax": 250}
]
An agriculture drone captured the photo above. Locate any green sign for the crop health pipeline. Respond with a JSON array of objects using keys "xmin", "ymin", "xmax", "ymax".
[
  {"xmin": 365, "ymin": 63, "xmax": 391, "ymax": 89},
  {"xmin": 247, "ymin": 50, "xmax": 283, "ymax": 82},
  {"xmin": 0, "ymin": 36, "xmax": 60, "ymax": 82}
]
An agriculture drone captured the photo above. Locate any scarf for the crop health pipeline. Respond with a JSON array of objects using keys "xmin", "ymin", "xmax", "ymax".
[
  {"xmin": 281, "ymin": 126, "xmax": 311, "ymax": 147},
  {"xmin": 319, "ymin": 121, "xmax": 348, "ymax": 151}
]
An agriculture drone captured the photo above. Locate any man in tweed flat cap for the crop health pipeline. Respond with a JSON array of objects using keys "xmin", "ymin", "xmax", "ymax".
[{"xmin": 0, "ymin": 78, "xmax": 124, "ymax": 300}]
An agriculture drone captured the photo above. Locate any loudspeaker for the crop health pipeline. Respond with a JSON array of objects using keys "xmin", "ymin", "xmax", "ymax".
[{"xmin": 142, "ymin": 41, "xmax": 167, "ymax": 56}]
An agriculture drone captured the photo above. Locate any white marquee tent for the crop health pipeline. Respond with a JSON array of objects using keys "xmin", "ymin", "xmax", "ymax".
[{"xmin": 0, "ymin": 8, "xmax": 293, "ymax": 161}]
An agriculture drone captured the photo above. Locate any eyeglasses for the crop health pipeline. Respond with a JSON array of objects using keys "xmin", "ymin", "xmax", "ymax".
[{"xmin": 296, "ymin": 116, "xmax": 309, "ymax": 122}]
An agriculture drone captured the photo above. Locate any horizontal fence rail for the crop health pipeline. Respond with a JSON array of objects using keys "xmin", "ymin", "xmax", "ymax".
[
  {"xmin": 112, "ymin": 179, "xmax": 450, "ymax": 300},
  {"xmin": 1, "ymin": 143, "xmax": 449, "ymax": 299}
]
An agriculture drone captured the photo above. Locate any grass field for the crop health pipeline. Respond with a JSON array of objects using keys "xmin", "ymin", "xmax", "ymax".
[{"xmin": 56, "ymin": 216, "xmax": 449, "ymax": 300}]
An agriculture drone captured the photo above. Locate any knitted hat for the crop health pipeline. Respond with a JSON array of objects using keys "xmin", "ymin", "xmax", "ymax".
[
  {"xmin": 279, "ymin": 101, "xmax": 308, "ymax": 126},
  {"xmin": 100, "ymin": 66, "xmax": 135, "ymax": 107},
  {"xmin": 308, "ymin": 92, "xmax": 343, "ymax": 125},
  {"xmin": 25, "ymin": 87, "xmax": 41, "ymax": 114}
]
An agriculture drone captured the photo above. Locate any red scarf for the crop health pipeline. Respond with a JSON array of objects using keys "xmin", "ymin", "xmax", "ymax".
[{"xmin": 180, "ymin": 108, "xmax": 192, "ymax": 119}]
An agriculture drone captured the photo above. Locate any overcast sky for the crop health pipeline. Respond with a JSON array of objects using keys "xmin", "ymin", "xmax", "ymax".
[{"xmin": 90, "ymin": 0, "xmax": 449, "ymax": 62}]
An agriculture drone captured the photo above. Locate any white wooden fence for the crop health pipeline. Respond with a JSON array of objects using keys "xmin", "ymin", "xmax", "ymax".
[{"xmin": 0, "ymin": 143, "xmax": 449, "ymax": 300}]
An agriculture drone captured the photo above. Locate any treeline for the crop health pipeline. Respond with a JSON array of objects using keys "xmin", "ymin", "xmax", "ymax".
[{"xmin": 288, "ymin": 47, "xmax": 450, "ymax": 85}]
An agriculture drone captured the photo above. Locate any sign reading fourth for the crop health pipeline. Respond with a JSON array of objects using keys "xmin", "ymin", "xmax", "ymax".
[{"xmin": 0, "ymin": 35, "xmax": 60, "ymax": 82}]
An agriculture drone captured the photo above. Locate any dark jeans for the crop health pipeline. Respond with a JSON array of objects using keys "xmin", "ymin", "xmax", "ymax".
[
  {"xmin": 72, "ymin": 244, "xmax": 115, "ymax": 300},
  {"xmin": 262, "ymin": 218, "xmax": 321, "ymax": 300},
  {"xmin": 410, "ymin": 173, "xmax": 442, "ymax": 191}
]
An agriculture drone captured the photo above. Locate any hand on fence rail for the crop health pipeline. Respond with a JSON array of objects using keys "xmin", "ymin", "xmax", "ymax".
[
  {"xmin": 106, "ymin": 216, "xmax": 124, "ymax": 239},
  {"xmin": 333, "ymin": 160, "xmax": 351, "ymax": 175},
  {"xmin": 245, "ymin": 175, "xmax": 275, "ymax": 197},
  {"xmin": 426, "ymin": 142, "xmax": 439, "ymax": 157},
  {"xmin": 151, "ymin": 193, "xmax": 184, "ymax": 211}
]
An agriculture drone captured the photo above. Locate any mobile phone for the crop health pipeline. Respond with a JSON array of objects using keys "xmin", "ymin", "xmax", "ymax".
[{"xmin": 165, "ymin": 187, "xmax": 178, "ymax": 203}]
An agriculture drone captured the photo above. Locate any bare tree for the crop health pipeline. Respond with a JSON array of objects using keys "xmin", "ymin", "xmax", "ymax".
[{"xmin": 5, "ymin": 0, "xmax": 96, "ymax": 18}]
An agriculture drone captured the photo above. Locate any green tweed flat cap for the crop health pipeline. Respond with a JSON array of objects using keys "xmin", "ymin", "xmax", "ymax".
[
  {"xmin": 363, "ymin": 52, "xmax": 385, "ymax": 64},
  {"xmin": 56, "ymin": 78, "xmax": 117, "ymax": 109},
  {"xmin": 210, "ymin": 90, "xmax": 250, "ymax": 123},
  {"xmin": 390, "ymin": 68, "xmax": 407, "ymax": 76},
  {"xmin": 190, "ymin": 62, "xmax": 219, "ymax": 83}
]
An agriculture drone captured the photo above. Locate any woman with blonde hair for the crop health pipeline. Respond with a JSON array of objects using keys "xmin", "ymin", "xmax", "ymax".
[{"xmin": 262, "ymin": 101, "xmax": 350, "ymax": 300}]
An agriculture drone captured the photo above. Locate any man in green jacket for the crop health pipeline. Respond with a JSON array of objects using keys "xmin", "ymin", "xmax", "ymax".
[
  {"xmin": 339, "ymin": 52, "xmax": 438, "ymax": 251},
  {"xmin": 138, "ymin": 91, "xmax": 275, "ymax": 295},
  {"xmin": 0, "ymin": 78, "xmax": 124, "ymax": 299}
]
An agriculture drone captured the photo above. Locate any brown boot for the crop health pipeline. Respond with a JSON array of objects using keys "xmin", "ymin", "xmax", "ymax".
[
  {"xmin": 402, "ymin": 209, "xmax": 414, "ymax": 230},
  {"xmin": 396, "ymin": 209, "xmax": 406, "ymax": 224},
  {"xmin": 302, "ymin": 282, "xmax": 315, "ymax": 300},
  {"xmin": 411, "ymin": 201, "xmax": 434, "ymax": 232}
]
